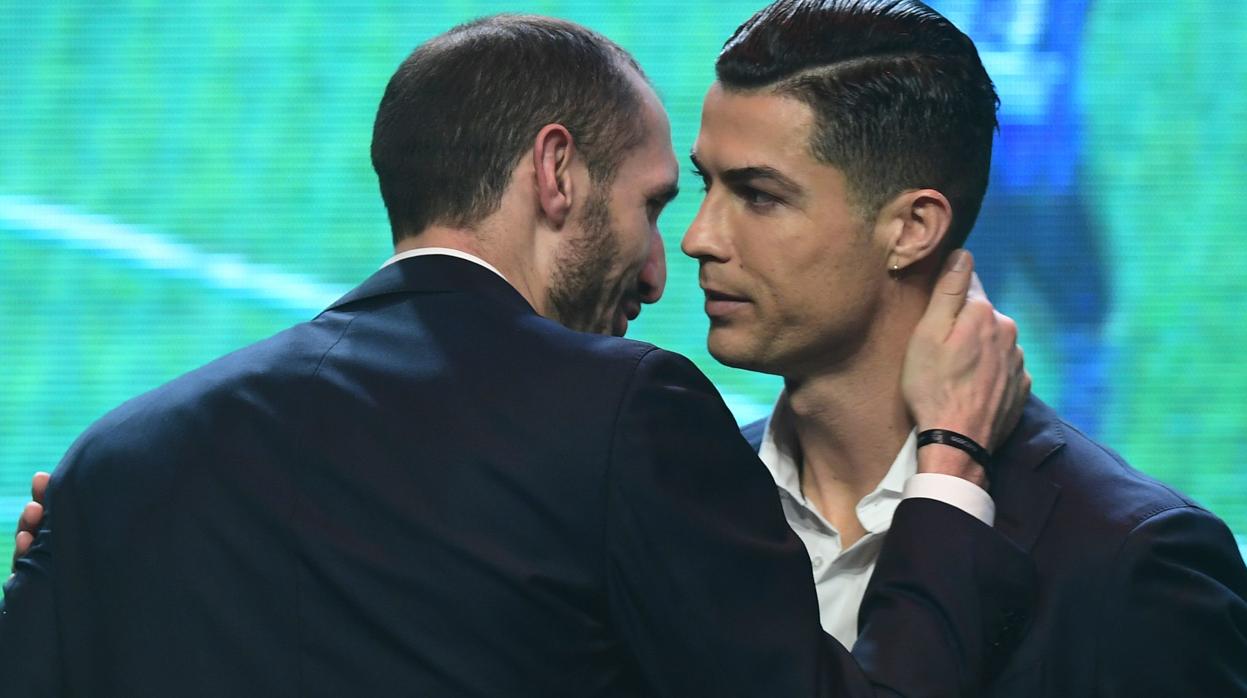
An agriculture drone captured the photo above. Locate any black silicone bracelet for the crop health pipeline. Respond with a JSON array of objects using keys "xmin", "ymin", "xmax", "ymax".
[{"xmin": 916, "ymin": 429, "xmax": 992, "ymax": 469}]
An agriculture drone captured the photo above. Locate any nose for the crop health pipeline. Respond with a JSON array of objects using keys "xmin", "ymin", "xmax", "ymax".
[
  {"xmin": 681, "ymin": 198, "xmax": 729, "ymax": 263},
  {"xmin": 637, "ymin": 228, "xmax": 667, "ymax": 304}
]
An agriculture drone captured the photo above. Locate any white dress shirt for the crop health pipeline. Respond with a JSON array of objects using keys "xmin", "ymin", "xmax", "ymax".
[{"xmin": 757, "ymin": 394, "xmax": 995, "ymax": 649}]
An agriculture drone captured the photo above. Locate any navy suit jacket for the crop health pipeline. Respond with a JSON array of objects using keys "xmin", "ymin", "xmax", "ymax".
[
  {"xmin": 743, "ymin": 396, "xmax": 1247, "ymax": 697},
  {"xmin": 2, "ymin": 255, "xmax": 1033, "ymax": 697}
]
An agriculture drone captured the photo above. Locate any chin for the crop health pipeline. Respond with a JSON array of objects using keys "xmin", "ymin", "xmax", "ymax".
[{"xmin": 706, "ymin": 332, "xmax": 782, "ymax": 376}]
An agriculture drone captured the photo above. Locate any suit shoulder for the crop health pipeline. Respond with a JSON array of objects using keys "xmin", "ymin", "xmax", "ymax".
[
  {"xmin": 1033, "ymin": 411, "xmax": 1215, "ymax": 539},
  {"xmin": 526, "ymin": 315, "xmax": 660, "ymax": 366},
  {"xmin": 55, "ymin": 318, "xmax": 346, "ymax": 480},
  {"xmin": 506, "ymin": 314, "xmax": 707, "ymax": 392},
  {"xmin": 1001, "ymin": 405, "xmax": 1245, "ymax": 636},
  {"xmin": 1057, "ymin": 418, "xmax": 1202, "ymax": 523}
]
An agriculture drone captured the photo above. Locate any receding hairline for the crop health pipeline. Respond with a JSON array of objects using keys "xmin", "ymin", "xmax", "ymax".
[{"xmin": 373, "ymin": 11, "xmax": 657, "ymax": 240}]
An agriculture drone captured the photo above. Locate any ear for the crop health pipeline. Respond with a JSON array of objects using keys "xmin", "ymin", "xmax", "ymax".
[
  {"xmin": 533, "ymin": 124, "xmax": 577, "ymax": 230},
  {"xmin": 878, "ymin": 188, "xmax": 953, "ymax": 274}
]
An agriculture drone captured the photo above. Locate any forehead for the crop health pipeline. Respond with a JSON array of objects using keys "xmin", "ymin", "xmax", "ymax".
[
  {"xmin": 614, "ymin": 81, "xmax": 678, "ymax": 188},
  {"xmin": 693, "ymin": 82, "xmax": 818, "ymax": 169}
]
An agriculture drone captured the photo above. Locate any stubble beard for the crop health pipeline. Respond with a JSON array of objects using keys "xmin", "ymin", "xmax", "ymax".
[{"xmin": 548, "ymin": 190, "xmax": 625, "ymax": 335}]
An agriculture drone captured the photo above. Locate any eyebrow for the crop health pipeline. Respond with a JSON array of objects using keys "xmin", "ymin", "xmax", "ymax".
[
  {"xmin": 648, "ymin": 182, "xmax": 680, "ymax": 206},
  {"xmin": 690, "ymin": 153, "xmax": 803, "ymax": 196}
]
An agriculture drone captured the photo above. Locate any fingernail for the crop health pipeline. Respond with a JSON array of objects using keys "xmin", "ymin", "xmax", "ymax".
[{"xmin": 951, "ymin": 249, "xmax": 969, "ymax": 271}]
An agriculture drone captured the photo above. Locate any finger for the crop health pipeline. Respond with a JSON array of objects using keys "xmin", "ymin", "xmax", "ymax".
[
  {"xmin": 14, "ymin": 530, "xmax": 33, "ymax": 558},
  {"xmin": 951, "ymin": 296, "xmax": 995, "ymax": 339},
  {"xmin": 18, "ymin": 502, "xmax": 43, "ymax": 534},
  {"xmin": 1000, "ymin": 311, "xmax": 1018, "ymax": 337},
  {"xmin": 32, "ymin": 472, "xmax": 50, "ymax": 504},
  {"xmin": 969, "ymin": 270, "xmax": 987, "ymax": 302},
  {"xmin": 919, "ymin": 249, "xmax": 974, "ymax": 337}
]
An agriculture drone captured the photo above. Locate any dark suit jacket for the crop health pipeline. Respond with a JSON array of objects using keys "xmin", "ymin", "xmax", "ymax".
[
  {"xmin": 2, "ymin": 255, "xmax": 1033, "ymax": 697},
  {"xmin": 743, "ymin": 396, "xmax": 1247, "ymax": 697}
]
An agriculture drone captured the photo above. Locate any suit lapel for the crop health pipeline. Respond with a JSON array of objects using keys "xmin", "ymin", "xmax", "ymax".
[{"xmin": 989, "ymin": 397, "xmax": 1066, "ymax": 552}]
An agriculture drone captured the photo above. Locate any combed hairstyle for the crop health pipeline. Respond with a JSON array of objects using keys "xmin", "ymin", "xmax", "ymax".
[
  {"xmin": 716, "ymin": 0, "xmax": 998, "ymax": 248},
  {"xmin": 372, "ymin": 15, "xmax": 649, "ymax": 243}
]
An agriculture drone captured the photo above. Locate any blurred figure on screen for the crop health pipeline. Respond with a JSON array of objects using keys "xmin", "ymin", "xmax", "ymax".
[
  {"xmin": 936, "ymin": 0, "xmax": 1110, "ymax": 435},
  {"xmin": 680, "ymin": 0, "xmax": 1247, "ymax": 695}
]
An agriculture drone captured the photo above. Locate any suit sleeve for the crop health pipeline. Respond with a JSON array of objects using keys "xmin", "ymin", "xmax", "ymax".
[
  {"xmin": 0, "ymin": 482, "xmax": 64, "ymax": 697},
  {"xmin": 602, "ymin": 348, "xmax": 1035, "ymax": 697},
  {"xmin": 1096, "ymin": 505, "xmax": 1247, "ymax": 697},
  {"xmin": 855, "ymin": 498, "xmax": 1035, "ymax": 697}
]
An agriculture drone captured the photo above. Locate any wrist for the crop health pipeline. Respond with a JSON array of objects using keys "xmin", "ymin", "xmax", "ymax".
[
  {"xmin": 914, "ymin": 418, "xmax": 989, "ymax": 449},
  {"xmin": 916, "ymin": 444, "xmax": 989, "ymax": 489}
]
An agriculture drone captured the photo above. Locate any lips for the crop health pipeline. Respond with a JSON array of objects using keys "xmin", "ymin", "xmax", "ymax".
[
  {"xmin": 612, "ymin": 299, "xmax": 642, "ymax": 337},
  {"xmin": 702, "ymin": 287, "xmax": 749, "ymax": 319}
]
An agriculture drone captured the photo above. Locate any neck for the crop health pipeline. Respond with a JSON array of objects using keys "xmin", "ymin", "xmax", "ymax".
[
  {"xmin": 785, "ymin": 356, "xmax": 912, "ymax": 526},
  {"xmin": 393, "ymin": 220, "xmax": 547, "ymax": 314},
  {"xmin": 784, "ymin": 282, "xmax": 930, "ymax": 544}
]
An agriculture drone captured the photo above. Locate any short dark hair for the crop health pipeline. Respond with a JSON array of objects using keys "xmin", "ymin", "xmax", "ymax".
[
  {"xmin": 716, "ymin": 0, "xmax": 998, "ymax": 247},
  {"xmin": 372, "ymin": 15, "xmax": 649, "ymax": 243}
]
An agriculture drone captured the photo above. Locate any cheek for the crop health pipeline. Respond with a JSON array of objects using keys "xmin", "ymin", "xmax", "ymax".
[
  {"xmin": 763, "ymin": 242, "xmax": 877, "ymax": 321},
  {"xmin": 603, "ymin": 221, "xmax": 655, "ymax": 297},
  {"xmin": 748, "ymin": 244, "xmax": 827, "ymax": 305},
  {"xmin": 615, "ymin": 213, "xmax": 651, "ymax": 261}
]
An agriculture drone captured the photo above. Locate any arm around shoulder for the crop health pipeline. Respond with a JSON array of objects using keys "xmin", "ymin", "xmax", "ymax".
[
  {"xmin": 602, "ymin": 349, "xmax": 1031, "ymax": 697},
  {"xmin": 603, "ymin": 348, "xmax": 841, "ymax": 696}
]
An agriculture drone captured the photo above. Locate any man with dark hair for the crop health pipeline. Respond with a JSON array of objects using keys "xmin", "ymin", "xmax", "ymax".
[
  {"xmin": 684, "ymin": 0, "xmax": 1247, "ymax": 694},
  {"xmin": 1, "ymin": 12, "xmax": 1036, "ymax": 697},
  {"xmin": 372, "ymin": 15, "xmax": 663, "ymax": 335},
  {"xmin": 371, "ymin": 16, "xmax": 649, "ymax": 243}
]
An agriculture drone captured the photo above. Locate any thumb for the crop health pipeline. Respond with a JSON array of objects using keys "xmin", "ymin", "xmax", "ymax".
[{"xmin": 918, "ymin": 249, "xmax": 974, "ymax": 337}]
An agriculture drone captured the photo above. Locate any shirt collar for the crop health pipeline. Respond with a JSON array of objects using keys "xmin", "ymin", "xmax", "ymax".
[
  {"xmin": 757, "ymin": 393, "xmax": 804, "ymax": 501},
  {"xmin": 757, "ymin": 391, "xmax": 917, "ymax": 533},
  {"xmin": 382, "ymin": 247, "xmax": 508, "ymax": 284}
]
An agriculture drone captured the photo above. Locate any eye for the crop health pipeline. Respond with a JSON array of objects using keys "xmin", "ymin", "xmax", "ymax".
[
  {"xmin": 689, "ymin": 166, "xmax": 710, "ymax": 193},
  {"xmin": 740, "ymin": 186, "xmax": 781, "ymax": 210}
]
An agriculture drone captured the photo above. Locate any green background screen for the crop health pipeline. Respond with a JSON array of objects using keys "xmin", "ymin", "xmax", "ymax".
[{"xmin": 2, "ymin": 0, "xmax": 1244, "ymax": 566}]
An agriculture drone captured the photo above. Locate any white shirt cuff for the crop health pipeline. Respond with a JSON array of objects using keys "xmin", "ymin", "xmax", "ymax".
[{"xmin": 901, "ymin": 473, "xmax": 995, "ymax": 526}]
